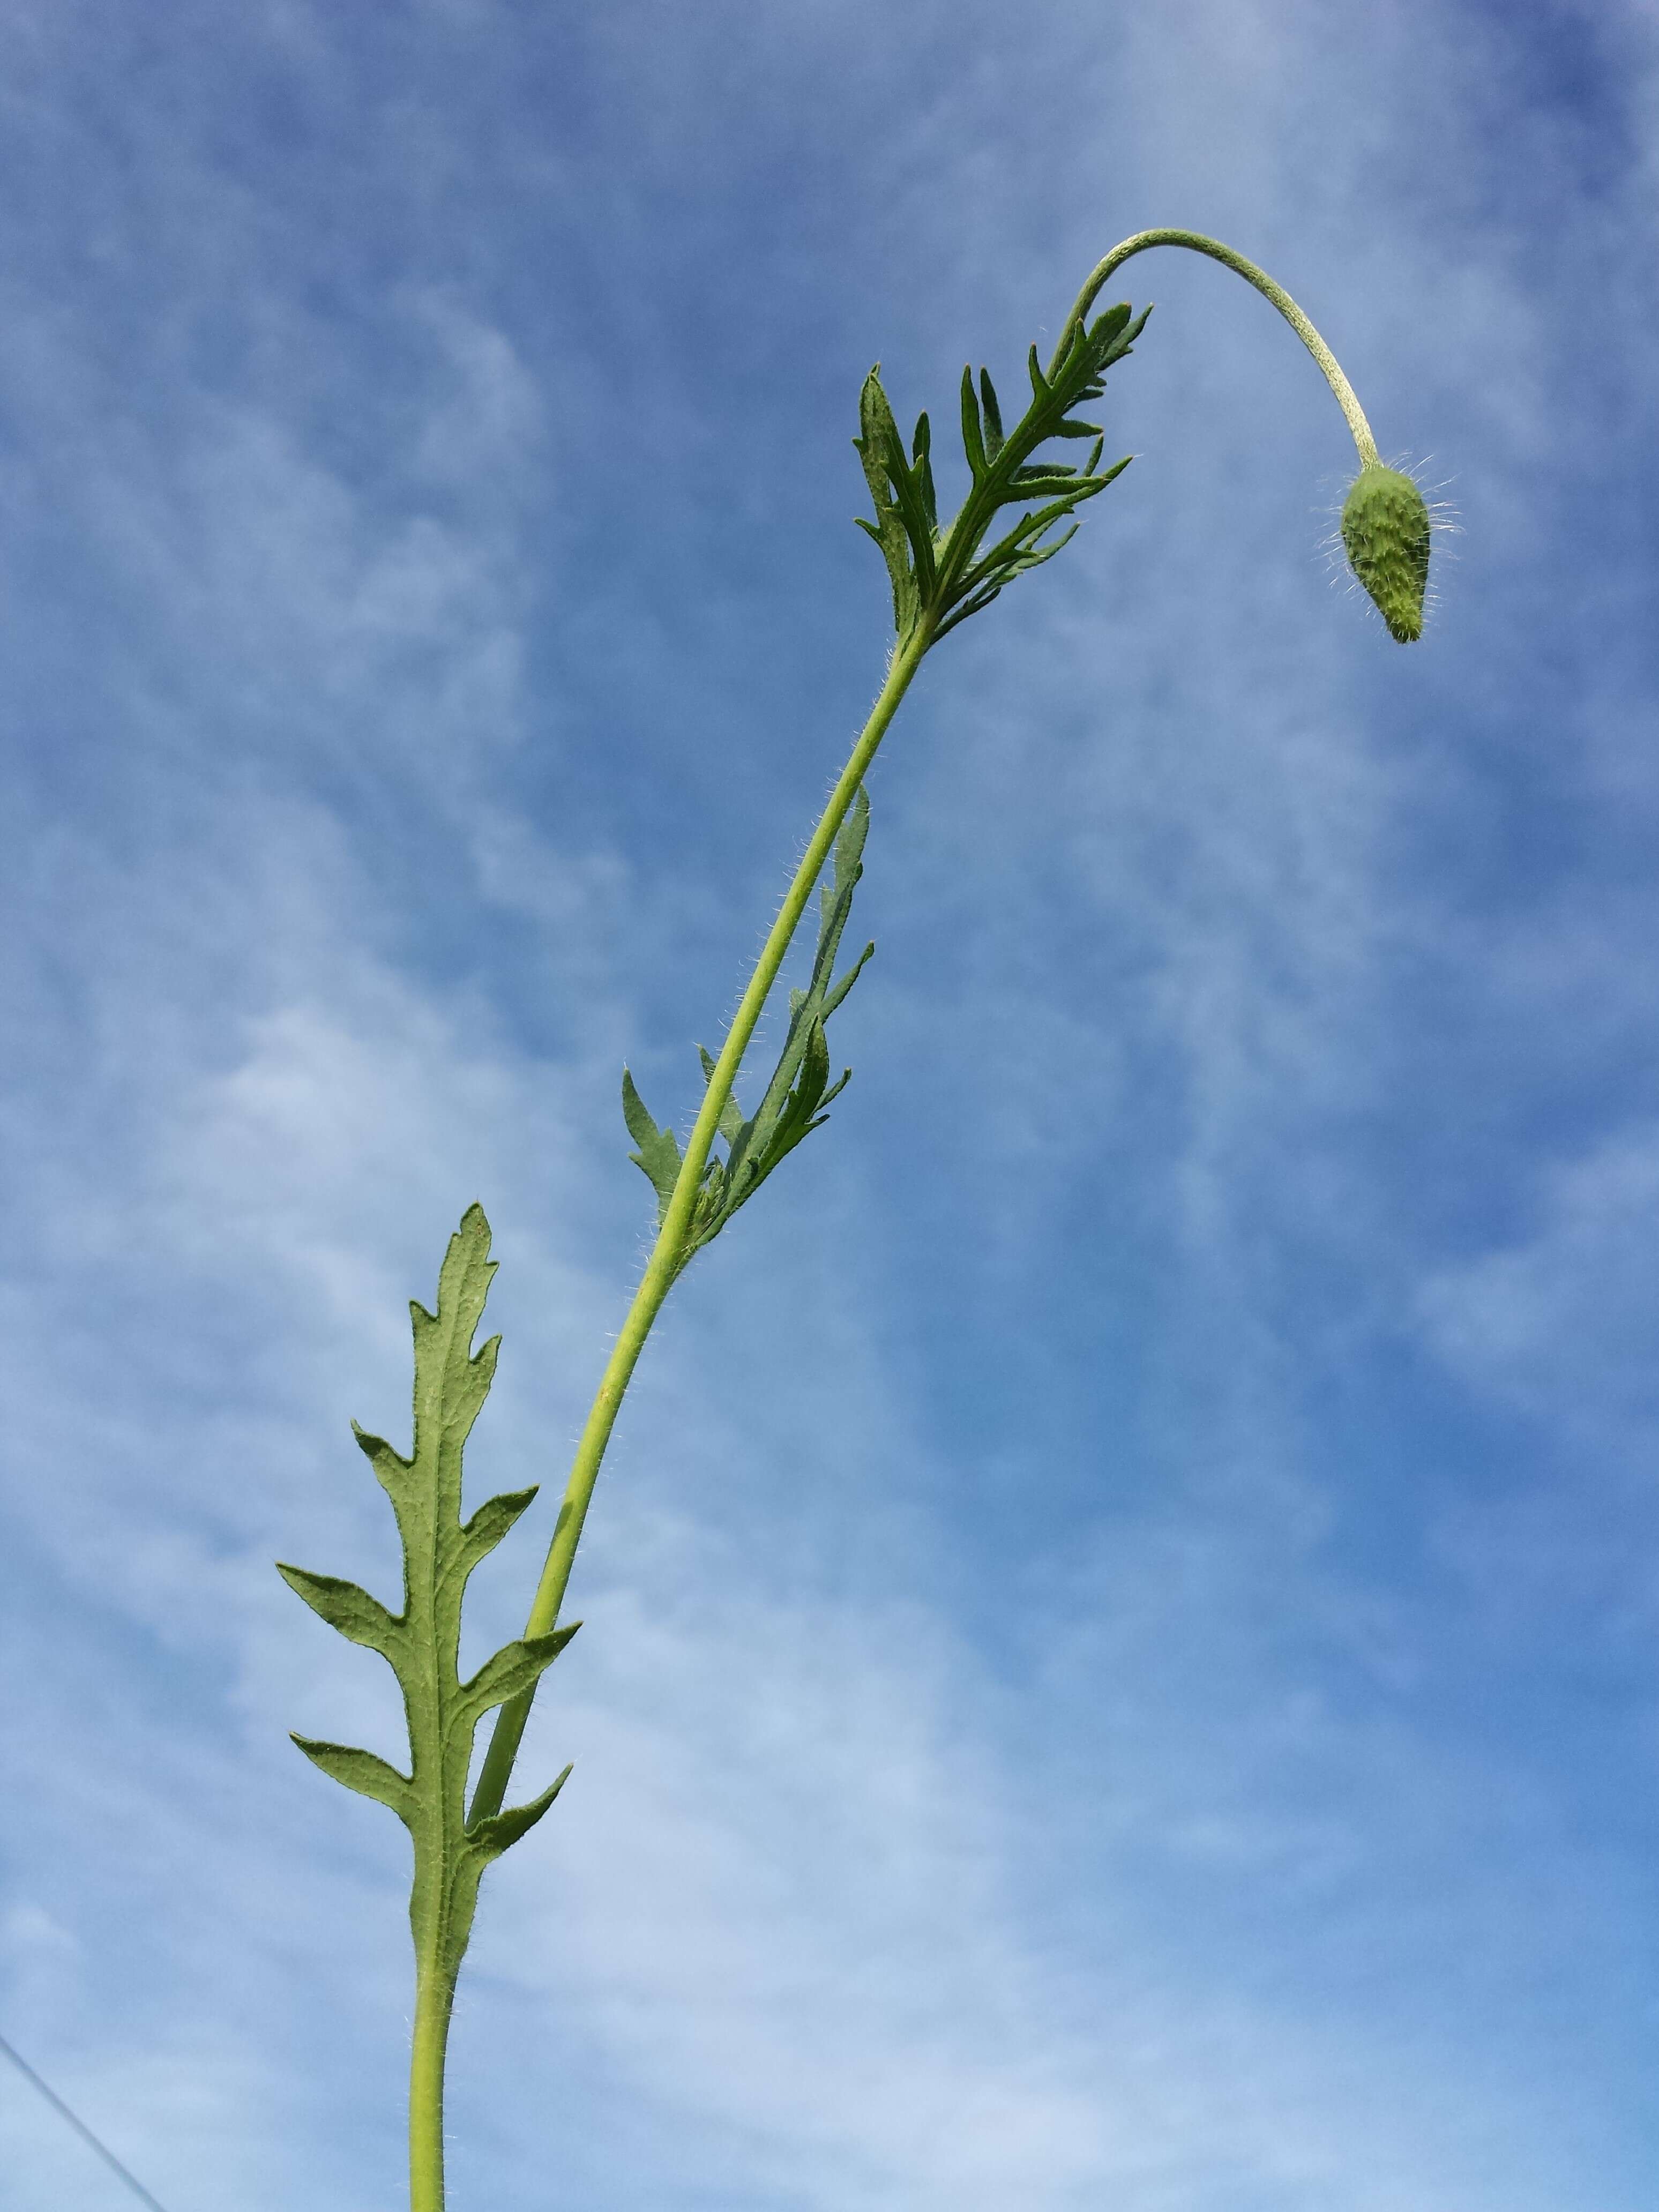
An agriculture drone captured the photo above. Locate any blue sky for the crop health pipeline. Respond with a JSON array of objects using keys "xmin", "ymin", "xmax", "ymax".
[{"xmin": 2, "ymin": 2, "xmax": 1657, "ymax": 2207}]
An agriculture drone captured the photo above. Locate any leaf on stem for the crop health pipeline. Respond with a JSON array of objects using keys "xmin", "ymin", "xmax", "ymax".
[
  {"xmin": 290, "ymin": 1735, "xmax": 413, "ymax": 1815},
  {"xmin": 279, "ymin": 1206, "xmax": 578, "ymax": 1997},
  {"xmin": 853, "ymin": 367, "xmax": 933, "ymax": 641},
  {"xmin": 695, "ymin": 1045, "xmax": 745, "ymax": 1145},
  {"xmin": 677, "ymin": 786, "xmax": 875, "ymax": 1265},
  {"xmin": 621, "ymin": 791, "xmax": 876, "ymax": 1274},
  {"xmin": 275, "ymin": 1564, "xmax": 404, "ymax": 1657},
  {"xmin": 622, "ymin": 1068, "xmax": 684, "ymax": 1227},
  {"xmin": 461, "ymin": 1625, "xmax": 579, "ymax": 1718},
  {"xmin": 459, "ymin": 1484, "xmax": 541, "ymax": 1568},
  {"xmin": 856, "ymin": 301, "xmax": 1150, "ymax": 645},
  {"xmin": 467, "ymin": 1763, "xmax": 573, "ymax": 1862}
]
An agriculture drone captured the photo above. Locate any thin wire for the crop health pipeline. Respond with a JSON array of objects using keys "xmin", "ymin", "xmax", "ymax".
[{"xmin": 0, "ymin": 2027, "xmax": 173, "ymax": 2212}]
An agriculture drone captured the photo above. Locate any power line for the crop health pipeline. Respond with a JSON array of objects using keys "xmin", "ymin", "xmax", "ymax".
[{"xmin": 0, "ymin": 2028, "xmax": 172, "ymax": 2212}]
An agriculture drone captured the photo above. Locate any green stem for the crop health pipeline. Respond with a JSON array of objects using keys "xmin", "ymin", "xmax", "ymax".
[
  {"xmin": 408, "ymin": 1953, "xmax": 454, "ymax": 2212},
  {"xmin": 408, "ymin": 1400, "xmax": 459, "ymax": 2212},
  {"xmin": 468, "ymin": 614, "xmax": 938, "ymax": 1825},
  {"xmin": 1053, "ymin": 228, "xmax": 1380, "ymax": 467}
]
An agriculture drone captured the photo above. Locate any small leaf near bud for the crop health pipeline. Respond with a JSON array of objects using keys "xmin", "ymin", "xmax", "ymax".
[{"xmin": 1340, "ymin": 464, "xmax": 1430, "ymax": 643}]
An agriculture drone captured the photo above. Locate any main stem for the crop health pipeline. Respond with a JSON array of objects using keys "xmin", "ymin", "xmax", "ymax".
[
  {"xmin": 408, "ymin": 1957, "xmax": 454, "ymax": 2212},
  {"xmin": 1051, "ymin": 228, "xmax": 1381, "ymax": 468},
  {"xmin": 471, "ymin": 231, "xmax": 1374, "ymax": 1827},
  {"xmin": 468, "ymin": 614, "xmax": 938, "ymax": 1824}
]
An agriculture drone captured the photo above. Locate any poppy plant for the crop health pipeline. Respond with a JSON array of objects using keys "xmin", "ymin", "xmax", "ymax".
[{"xmin": 280, "ymin": 229, "xmax": 1433, "ymax": 2212}]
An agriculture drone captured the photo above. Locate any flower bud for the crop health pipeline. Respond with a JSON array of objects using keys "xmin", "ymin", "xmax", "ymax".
[{"xmin": 1340, "ymin": 464, "xmax": 1430, "ymax": 642}]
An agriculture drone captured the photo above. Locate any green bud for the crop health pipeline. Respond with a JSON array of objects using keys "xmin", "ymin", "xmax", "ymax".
[{"xmin": 1340, "ymin": 463, "xmax": 1430, "ymax": 643}]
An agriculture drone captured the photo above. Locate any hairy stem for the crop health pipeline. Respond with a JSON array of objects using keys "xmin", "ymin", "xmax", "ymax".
[
  {"xmin": 408, "ymin": 1955, "xmax": 454, "ymax": 2212},
  {"xmin": 1055, "ymin": 228, "xmax": 1380, "ymax": 467},
  {"xmin": 468, "ymin": 615, "xmax": 938, "ymax": 1822}
]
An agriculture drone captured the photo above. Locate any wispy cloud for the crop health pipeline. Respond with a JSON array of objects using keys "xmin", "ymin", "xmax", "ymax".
[{"xmin": 3, "ymin": 4, "xmax": 1659, "ymax": 2210}]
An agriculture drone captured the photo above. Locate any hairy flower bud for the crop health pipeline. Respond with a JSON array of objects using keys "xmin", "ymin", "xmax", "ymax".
[{"xmin": 1340, "ymin": 463, "xmax": 1430, "ymax": 642}]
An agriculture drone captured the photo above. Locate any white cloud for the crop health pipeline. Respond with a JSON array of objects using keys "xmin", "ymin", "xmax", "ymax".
[
  {"xmin": 6, "ymin": 5, "xmax": 1659, "ymax": 2211},
  {"xmin": 1419, "ymin": 1124, "xmax": 1659, "ymax": 1446}
]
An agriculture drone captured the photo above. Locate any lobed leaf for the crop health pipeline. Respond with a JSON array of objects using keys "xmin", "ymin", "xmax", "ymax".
[
  {"xmin": 291, "ymin": 1735, "xmax": 412, "ymax": 1817},
  {"xmin": 281, "ymin": 1208, "xmax": 578, "ymax": 2073},
  {"xmin": 853, "ymin": 368, "xmax": 923, "ymax": 639},
  {"xmin": 622, "ymin": 1067, "xmax": 684, "ymax": 1227},
  {"xmin": 911, "ymin": 412, "xmax": 938, "ymax": 531},
  {"xmin": 697, "ymin": 1047, "xmax": 746, "ymax": 1145},
  {"xmin": 667, "ymin": 788, "xmax": 876, "ymax": 1268},
  {"xmin": 855, "ymin": 302, "xmax": 1148, "ymax": 646},
  {"xmin": 467, "ymin": 1764, "xmax": 573, "ymax": 1863},
  {"xmin": 353, "ymin": 1422, "xmax": 413, "ymax": 1502},
  {"xmin": 459, "ymin": 1484, "xmax": 541, "ymax": 1568},
  {"xmin": 979, "ymin": 369, "xmax": 1005, "ymax": 456},
  {"xmin": 275, "ymin": 1564, "xmax": 403, "ymax": 1656},
  {"xmin": 823, "ymin": 939, "xmax": 874, "ymax": 1020},
  {"xmin": 461, "ymin": 1625, "xmax": 580, "ymax": 1718},
  {"xmin": 853, "ymin": 368, "xmax": 941, "ymax": 639},
  {"xmin": 959, "ymin": 368, "xmax": 988, "ymax": 481}
]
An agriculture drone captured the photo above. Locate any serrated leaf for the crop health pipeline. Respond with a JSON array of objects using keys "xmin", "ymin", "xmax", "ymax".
[
  {"xmin": 292, "ymin": 1734, "xmax": 412, "ymax": 1816},
  {"xmin": 276, "ymin": 1563, "xmax": 403, "ymax": 1656}
]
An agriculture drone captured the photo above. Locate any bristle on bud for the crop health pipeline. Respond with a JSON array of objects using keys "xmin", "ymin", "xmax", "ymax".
[{"xmin": 1340, "ymin": 464, "xmax": 1431, "ymax": 642}]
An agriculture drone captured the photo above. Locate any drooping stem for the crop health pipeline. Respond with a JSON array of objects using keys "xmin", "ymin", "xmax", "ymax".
[
  {"xmin": 467, "ymin": 613, "xmax": 939, "ymax": 1823},
  {"xmin": 1053, "ymin": 228, "xmax": 1380, "ymax": 468},
  {"xmin": 470, "ymin": 236, "xmax": 1385, "ymax": 1831}
]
